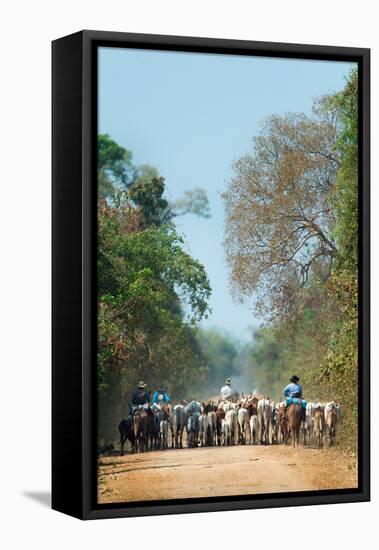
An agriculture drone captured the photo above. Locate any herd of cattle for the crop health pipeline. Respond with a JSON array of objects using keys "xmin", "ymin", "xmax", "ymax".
[{"xmin": 118, "ymin": 394, "xmax": 342, "ymax": 455}]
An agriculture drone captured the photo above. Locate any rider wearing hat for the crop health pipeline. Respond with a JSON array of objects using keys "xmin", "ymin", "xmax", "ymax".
[
  {"xmin": 283, "ymin": 375, "xmax": 302, "ymax": 399},
  {"xmin": 283, "ymin": 375, "xmax": 306, "ymax": 419},
  {"xmin": 220, "ymin": 378, "xmax": 236, "ymax": 400},
  {"xmin": 131, "ymin": 381, "xmax": 150, "ymax": 410},
  {"xmin": 152, "ymin": 386, "xmax": 170, "ymax": 405}
]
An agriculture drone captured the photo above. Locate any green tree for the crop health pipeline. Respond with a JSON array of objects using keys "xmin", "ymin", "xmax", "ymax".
[
  {"xmin": 98, "ymin": 134, "xmax": 211, "ymax": 218},
  {"xmin": 97, "ymin": 182, "xmax": 212, "ymax": 444},
  {"xmin": 98, "ymin": 134, "xmax": 135, "ymax": 197},
  {"xmin": 318, "ymin": 69, "xmax": 358, "ymax": 449}
]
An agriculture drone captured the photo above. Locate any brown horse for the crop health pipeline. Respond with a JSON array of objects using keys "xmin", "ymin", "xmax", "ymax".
[
  {"xmin": 287, "ymin": 403, "xmax": 302, "ymax": 447},
  {"xmin": 133, "ymin": 409, "xmax": 149, "ymax": 452}
]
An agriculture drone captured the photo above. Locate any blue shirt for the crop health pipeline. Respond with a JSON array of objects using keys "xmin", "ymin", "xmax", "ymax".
[
  {"xmin": 283, "ymin": 383, "xmax": 302, "ymax": 398},
  {"xmin": 152, "ymin": 391, "xmax": 170, "ymax": 404}
]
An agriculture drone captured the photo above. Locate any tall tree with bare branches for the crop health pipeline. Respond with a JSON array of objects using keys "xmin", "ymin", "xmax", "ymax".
[{"xmin": 223, "ymin": 101, "xmax": 340, "ymax": 321}]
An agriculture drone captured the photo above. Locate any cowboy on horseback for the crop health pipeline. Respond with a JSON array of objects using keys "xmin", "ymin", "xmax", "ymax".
[
  {"xmin": 283, "ymin": 375, "xmax": 302, "ymax": 399},
  {"xmin": 152, "ymin": 386, "xmax": 170, "ymax": 405},
  {"xmin": 283, "ymin": 375, "xmax": 306, "ymax": 420},
  {"xmin": 220, "ymin": 378, "xmax": 238, "ymax": 401},
  {"xmin": 131, "ymin": 380, "xmax": 150, "ymax": 413}
]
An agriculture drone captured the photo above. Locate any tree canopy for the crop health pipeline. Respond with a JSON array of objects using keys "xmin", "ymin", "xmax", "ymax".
[
  {"xmin": 223, "ymin": 104, "xmax": 340, "ymax": 322},
  {"xmin": 97, "ymin": 137, "xmax": 213, "ymax": 444},
  {"xmin": 98, "ymin": 134, "xmax": 211, "ymax": 220}
]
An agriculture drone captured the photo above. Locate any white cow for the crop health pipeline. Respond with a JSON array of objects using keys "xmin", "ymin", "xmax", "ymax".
[
  {"xmin": 221, "ymin": 418, "xmax": 230, "ymax": 446},
  {"xmin": 207, "ymin": 411, "xmax": 217, "ymax": 446},
  {"xmin": 313, "ymin": 405, "xmax": 325, "ymax": 448},
  {"xmin": 271, "ymin": 402, "xmax": 280, "ymax": 444},
  {"xmin": 172, "ymin": 404, "xmax": 186, "ymax": 449},
  {"xmin": 237, "ymin": 407, "xmax": 249, "ymax": 445},
  {"xmin": 257, "ymin": 398, "xmax": 272, "ymax": 445},
  {"xmin": 199, "ymin": 413, "xmax": 208, "ymax": 447},
  {"xmin": 159, "ymin": 419, "xmax": 169, "ymax": 449},
  {"xmin": 224, "ymin": 408, "xmax": 238, "ymax": 445},
  {"xmin": 249, "ymin": 414, "xmax": 259, "ymax": 445},
  {"xmin": 299, "ymin": 402, "xmax": 313, "ymax": 445},
  {"xmin": 222, "ymin": 400, "xmax": 238, "ymax": 413}
]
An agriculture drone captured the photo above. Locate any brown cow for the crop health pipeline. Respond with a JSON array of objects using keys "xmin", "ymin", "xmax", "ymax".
[
  {"xmin": 133, "ymin": 409, "xmax": 149, "ymax": 452},
  {"xmin": 287, "ymin": 403, "xmax": 302, "ymax": 447},
  {"xmin": 313, "ymin": 407, "xmax": 325, "ymax": 448},
  {"xmin": 325, "ymin": 402, "xmax": 340, "ymax": 446},
  {"xmin": 278, "ymin": 404, "xmax": 289, "ymax": 444}
]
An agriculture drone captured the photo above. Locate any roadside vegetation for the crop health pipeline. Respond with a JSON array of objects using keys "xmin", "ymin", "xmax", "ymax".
[{"xmin": 223, "ymin": 70, "xmax": 358, "ymax": 451}]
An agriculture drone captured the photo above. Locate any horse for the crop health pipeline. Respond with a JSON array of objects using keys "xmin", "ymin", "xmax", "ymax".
[
  {"xmin": 119, "ymin": 415, "xmax": 135, "ymax": 455},
  {"xmin": 287, "ymin": 403, "xmax": 302, "ymax": 447}
]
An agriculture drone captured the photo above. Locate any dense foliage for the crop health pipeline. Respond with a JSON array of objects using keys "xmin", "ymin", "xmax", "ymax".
[{"xmin": 97, "ymin": 138, "xmax": 213, "ymax": 444}]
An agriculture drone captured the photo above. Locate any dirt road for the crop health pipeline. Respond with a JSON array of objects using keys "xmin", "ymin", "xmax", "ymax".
[{"xmin": 98, "ymin": 445, "xmax": 357, "ymax": 504}]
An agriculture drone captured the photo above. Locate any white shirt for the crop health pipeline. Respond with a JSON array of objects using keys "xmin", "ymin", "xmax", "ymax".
[{"xmin": 220, "ymin": 385, "xmax": 234, "ymax": 399}]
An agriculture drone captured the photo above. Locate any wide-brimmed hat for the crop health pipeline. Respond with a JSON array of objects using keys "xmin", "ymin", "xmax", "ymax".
[
  {"xmin": 290, "ymin": 375, "xmax": 300, "ymax": 383},
  {"xmin": 138, "ymin": 380, "xmax": 147, "ymax": 388},
  {"xmin": 225, "ymin": 378, "xmax": 231, "ymax": 385}
]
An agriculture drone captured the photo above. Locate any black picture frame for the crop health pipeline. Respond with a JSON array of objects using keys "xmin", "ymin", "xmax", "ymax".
[{"xmin": 52, "ymin": 30, "xmax": 370, "ymax": 520}]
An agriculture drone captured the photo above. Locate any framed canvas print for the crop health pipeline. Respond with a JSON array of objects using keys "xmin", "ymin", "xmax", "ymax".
[{"xmin": 52, "ymin": 30, "xmax": 370, "ymax": 520}]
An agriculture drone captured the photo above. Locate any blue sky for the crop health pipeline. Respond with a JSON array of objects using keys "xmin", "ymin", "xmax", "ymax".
[{"xmin": 99, "ymin": 47, "xmax": 355, "ymax": 340}]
